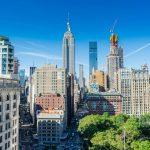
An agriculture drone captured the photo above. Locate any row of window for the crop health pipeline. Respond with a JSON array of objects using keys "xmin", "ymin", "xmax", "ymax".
[{"xmin": 0, "ymin": 94, "xmax": 17, "ymax": 101}]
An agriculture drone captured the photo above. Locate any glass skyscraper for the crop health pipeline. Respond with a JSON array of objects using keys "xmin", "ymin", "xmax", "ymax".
[
  {"xmin": 19, "ymin": 69, "xmax": 25, "ymax": 87},
  {"xmin": 89, "ymin": 41, "xmax": 98, "ymax": 75}
]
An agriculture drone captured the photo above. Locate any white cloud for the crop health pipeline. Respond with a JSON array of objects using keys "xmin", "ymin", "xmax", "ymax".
[{"xmin": 17, "ymin": 52, "xmax": 62, "ymax": 60}]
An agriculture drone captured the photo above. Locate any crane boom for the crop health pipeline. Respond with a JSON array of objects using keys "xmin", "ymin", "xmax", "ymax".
[{"xmin": 110, "ymin": 19, "xmax": 118, "ymax": 33}]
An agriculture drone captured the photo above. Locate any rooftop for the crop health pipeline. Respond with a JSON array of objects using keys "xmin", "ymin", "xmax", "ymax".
[
  {"xmin": 0, "ymin": 78, "xmax": 19, "ymax": 88},
  {"xmin": 88, "ymin": 91, "xmax": 122, "ymax": 97},
  {"xmin": 0, "ymin": 36, "xmax": 9, "ymax": 41},
  {"xmin": 37, "ymin": 112, "xmax": 62, "ymax": 119}
]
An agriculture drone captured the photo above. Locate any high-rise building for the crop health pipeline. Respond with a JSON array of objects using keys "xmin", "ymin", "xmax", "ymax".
[
  {"xmin": 13, "ymin": 58, "xmax": 19, "ymax": 75},
  {"xmin": 66, "ymin": 74, "xmax": 74, "ymax": 125},
  {"xmin": 79, "ymin": 64, "xmax": 84, "ymax": 89},
  {"xmin": 107, "ymin": 34, "xmax": 123, "ymax": 89},
  {"xmin": 19, "ymin": 69, "xmax": 25, "ymax": 87},
  {"xmin": 116, "ymin": 65, "xmax": 150, "ymax": 116},
  {"xmin": 0, "ymin": 78, "xmax": 20, "ymax": 150},
  {"xmin": 29, "ymin": 64, "xmax": 67, "ymax": 124},
  {"xmin": 33, "ymin": 65, "xmax": 66, "ymax": 96},
  {"xmin": 30, "ymin": 66, "xmax": 37, "ymax": 77},
  {"xmin": 89, "ymin": 41, "xmax": 98, "ymax": 75},
  {"xmin": 62, "ymin": 17, "xmax": 75, "ymax": 75},
  {"xmin": 0, "ymin": 36, "xmax": 14, "ymax": 76},
  {"xmin": 89, "ymin": 69, "xmax": 108, "ymax": 92}
]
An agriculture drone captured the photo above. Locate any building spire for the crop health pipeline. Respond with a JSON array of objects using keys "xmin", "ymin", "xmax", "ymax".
[{"xmin": 67, "ymin": 12, "xmax": 71, "ymax": 31}]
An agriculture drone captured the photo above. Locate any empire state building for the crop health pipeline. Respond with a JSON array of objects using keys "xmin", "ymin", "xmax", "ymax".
[{"xmin": 62, "ymin": 17, "xmax": 75, "ymax": 75}]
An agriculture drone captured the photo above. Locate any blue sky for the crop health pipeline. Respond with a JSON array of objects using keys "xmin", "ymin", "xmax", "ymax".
[{"xmin": 1, "ymin": 0, "xmax": 150, "ymax": 80}]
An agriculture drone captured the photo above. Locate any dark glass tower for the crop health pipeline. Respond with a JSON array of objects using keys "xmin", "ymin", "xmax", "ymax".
[{"xmin": 89, "ymin": 41, "xmax": 98, "ymax": 75}]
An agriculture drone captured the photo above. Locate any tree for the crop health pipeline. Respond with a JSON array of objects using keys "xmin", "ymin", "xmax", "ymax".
[
  {"xmin": 90, "ymin": 129, "xmax": 123, "ymax": 150},
  {"xmin": 78, "ymin": 114, "xmax": 150, "ymax": 150},
  {"xmin": 111, "ymin": 114, "xmax": 129, "ymax": 128},
  {"xmin": 121, "ymin": 116, "xmax": 141, "ymax": 145},
  {"xmin": 77, "ymin": 114, "xmax": 102, "ymax": 139},
  {"xmin": 131, "ymin": 141, "xmax": 150, "ymax": 150}
]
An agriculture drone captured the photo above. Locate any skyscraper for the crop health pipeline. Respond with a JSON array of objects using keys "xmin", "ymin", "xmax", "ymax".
[
  {"xmin": 107, "ymin": 34, "xmax": 123, "ymax": 89},
  {"xmin": 79, "ymin": 64, "xmax": 84, "ymax": 89},
  {"xmin": 0, "ymin": 36, "xmax": 14, "ymax": 76},
  {"xmin": 89, "ymin": 42, "xmax": 98, "ymax": 75},
  {"xmin": 19, "ymin": 69, "xmax": 25, "ymax": 87},
  {"xmin": 30, "ymin": 66, "xmax": 37, "ymax": 77},
  {"xmin": 62, "ymin": 17, "xmax": 75, "ymax": 75}
]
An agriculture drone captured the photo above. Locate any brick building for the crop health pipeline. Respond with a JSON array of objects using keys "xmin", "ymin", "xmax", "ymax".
[
  {"xmin": 86, "ymin": 91, "xmax": 122, "ymax": 115},
  {"xmin": 35, "ymin": 93, "xmax": 64, "ymax": 111}
]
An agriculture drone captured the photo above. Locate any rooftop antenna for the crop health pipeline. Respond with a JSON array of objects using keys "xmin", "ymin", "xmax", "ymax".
[
  {"xmin": 110, "ymin": 19, "xmax": 118, "ymax": 34},
  {"xmin": 33, "ymin": 61, "xmax": 35, "ymax": 67},
  {"xmin": 67, "ymin": 12, "xmax": 71, "ymax": 31}
]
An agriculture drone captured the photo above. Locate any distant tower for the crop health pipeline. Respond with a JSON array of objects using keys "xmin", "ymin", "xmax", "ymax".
[
  {"xmin": 79, "ymin": 64, "xmax": 84, "ymax": 88},
  {"xmin": 30, "ymin": 66, "xmax": 37, "ymax": 77},
  {"xmin": 0, "ymin": 36, "xmax": 15, "ymax": 76},
  {"xmin": 14, "ymin": 57, "xmax": 20, "ymax": 74},
  {"xmin": 19, "ymin": 69, "xmax": 25, "ymax": 87},
  {"xmin": 62, "ymin": 15, "xmax": 75, "ymax": 75},
  {"xmin": 107, "ymin": 33, "xmax": 123, "ymax": 89},
  {"xmin": 89, "ymin": 41, "xmax": 98, "ymax": 76}
]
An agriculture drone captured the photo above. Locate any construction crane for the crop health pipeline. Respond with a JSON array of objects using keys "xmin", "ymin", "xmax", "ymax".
[{"xmin": 110, "ymin": 19, "xmax": 118, "ymax": 34}]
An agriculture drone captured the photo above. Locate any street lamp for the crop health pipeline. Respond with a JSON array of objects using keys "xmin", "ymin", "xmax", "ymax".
[{"xmin": 123, "ymin": 127, "xmax": 126, "ymax": 150}]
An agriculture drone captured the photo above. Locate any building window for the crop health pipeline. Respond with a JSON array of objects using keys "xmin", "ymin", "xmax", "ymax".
[
  {"xmin": 0, "ymin": 96, "xmax": 2, "ymax": 102},
  {"xmin": 0, "ymin": 136, "xmax": 2, "ymax": 143},
  {"xmin": 8, "ymin": 132, "xmax": 10, "ymax": 138},
  {"xmin": 6, "ymin": 95, "xmax": 10, "ymax": 101},
  {"xmin": 0, "ymin": 126, "xmax": 2, "ymax": 133},
  {"xmin": 5, "ymin": 143, "xmax": 7, "ymax": 150},
  {"xmin": 6, "ymin": 104, "xmax": 9, "ymax": 110},
  {"xmin": 13, "ymin": 94, "xmax": 17, "ymax": 100},
  {"xmin": 8, "ymin": 141, "xmax": 10, "ymax": 148},
  {"xmin": 5, "ymin": 133, "xmax": 7, "ymax": 140},
  {"xmin": 13, "ymin": 103, "xmax": 16, "ymax": 109},
  {"xmin": 6, "ymin": 113, "xmax": 9, "ymax": 120}
]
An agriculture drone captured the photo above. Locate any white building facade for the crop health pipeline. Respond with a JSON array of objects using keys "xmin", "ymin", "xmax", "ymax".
[
  {"xmin": 0, "ymin": 78, "xmax": 20, "ymax": 150},
  {"xmin": 37, "ymin": 110, "xmax": 64, "ymax": 145},
  {"xmin": 116, "ymin": 65, "xmax": 150, "ymax": 116}
]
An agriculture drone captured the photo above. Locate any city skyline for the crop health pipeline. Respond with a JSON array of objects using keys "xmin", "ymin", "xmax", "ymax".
[
  {"xmin": 0, "ymin": 1, "xmax": 150, "ymax": 149},
  {"xmin": 0, "ymin": 0, "xmax": 150, "ymax": 79}
]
